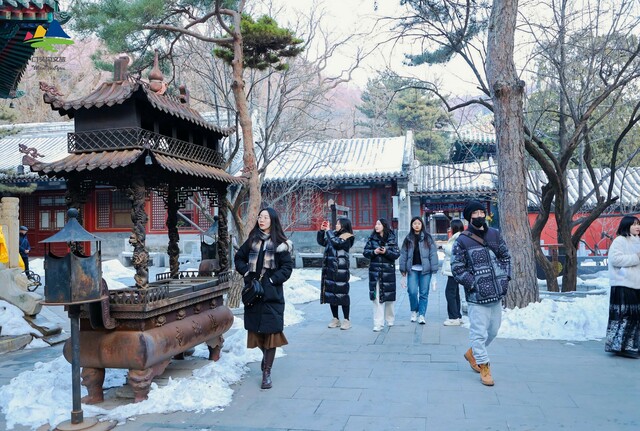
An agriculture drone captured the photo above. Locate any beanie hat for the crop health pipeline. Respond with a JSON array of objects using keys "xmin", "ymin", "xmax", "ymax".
[
  {"xmin": 19, "ymin": 225, "xmax": 28, "ymax": 232},
  {"xmin": 463, "ymin": 201, "xmax": 485, "ymax": 222}
]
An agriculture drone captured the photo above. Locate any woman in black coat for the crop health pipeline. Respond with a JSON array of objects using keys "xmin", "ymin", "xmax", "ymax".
[
  {"xmin": 235, "ymin": 207, "xmax": 293, "ymax": 390},
  {"xmin": 363, "ymin": 218, "xmax": 400, "ymax": 332},
  {"xmin": 318, "ymin": 217, "xmax": 355, "ymax": 330}
]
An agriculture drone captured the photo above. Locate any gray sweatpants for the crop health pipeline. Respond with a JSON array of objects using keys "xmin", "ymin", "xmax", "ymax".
[{"xmin": 468, "ymin": 301, "xmax": 502, "ymax": 364}]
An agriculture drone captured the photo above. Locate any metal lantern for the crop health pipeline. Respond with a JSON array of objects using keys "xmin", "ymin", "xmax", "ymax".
[
  {"xmin": 42, "ymin": 208, "xmax": 104, "ymax": 305},
  {"xmin": 41, "ymin": 208, "xmax": 114, "ymax": 431}
]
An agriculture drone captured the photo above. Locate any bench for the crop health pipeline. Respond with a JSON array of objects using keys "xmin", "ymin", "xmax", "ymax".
[{"xmin": 294, "ymin": 252, "xmax": 368, "ymax": 268}]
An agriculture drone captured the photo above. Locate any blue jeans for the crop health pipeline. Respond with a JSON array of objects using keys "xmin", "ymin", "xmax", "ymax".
[{"xmin": 407, "ymin": 270, "xmax": 431, "ymax": 316}]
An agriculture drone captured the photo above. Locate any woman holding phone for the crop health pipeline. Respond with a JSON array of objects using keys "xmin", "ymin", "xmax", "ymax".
[
  {"xmin": 317, "ymin": 217, "xmax": 355, "ymax": 330},
  {"xmin": 363, "ymin": 218, "xmax": 401, "ymax": 331}
]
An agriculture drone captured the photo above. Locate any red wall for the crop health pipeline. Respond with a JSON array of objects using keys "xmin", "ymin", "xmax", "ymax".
[{"xmin": 529, "ymin": 212, "xmax": 621, "ymax": 255}]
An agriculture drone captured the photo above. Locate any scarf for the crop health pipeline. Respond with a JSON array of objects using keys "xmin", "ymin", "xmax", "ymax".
[{"xmin": 247, "ymin": 231, "xmax": 276, "ymax": 277}]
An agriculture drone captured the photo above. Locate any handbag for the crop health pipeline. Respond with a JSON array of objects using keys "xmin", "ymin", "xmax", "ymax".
[{"xmin": 242, "ymin": 275, "xmax": 264, "ymax": 306}]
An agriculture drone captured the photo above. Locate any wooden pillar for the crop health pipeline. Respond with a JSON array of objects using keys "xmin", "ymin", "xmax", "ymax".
[
  {"xmin": 127, "ymin": 175, "xmax": 149, "ymax": 289},
  {"xmin": 166, "ymin": 187, "xmax": 180, "ymax": 278},
  {"xmin": 217, "ymin": 187, "xmax": 228, "ymax": 272}
]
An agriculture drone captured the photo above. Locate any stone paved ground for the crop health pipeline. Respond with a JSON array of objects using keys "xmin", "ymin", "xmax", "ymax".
[{"xmin": 2, "ymin": 269, "xmax": 639, "ymax": 431}]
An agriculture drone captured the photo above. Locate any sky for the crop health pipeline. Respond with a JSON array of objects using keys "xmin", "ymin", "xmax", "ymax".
[
  {"xmin": 265, "ymin": 0, "xmax": 481, "ymax": 94},
  {"xmin": 0, "ymin": 256, "xmax": 611, "ymax": 430}
]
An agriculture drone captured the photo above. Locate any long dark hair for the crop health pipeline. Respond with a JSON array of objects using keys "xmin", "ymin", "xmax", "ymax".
[
  {"xmin": 372, "ymin": 218, "xmax": 392, "ymax": 243},
  {"xmin": 616, "ymin": 215, "xmax": 639, "ymax": 237},
  {"xmin": 407, "ymin": 216, "xmax": 431, "ymax": 246},
  {"xmin": 336, "ymin": 217, "xmax": 353, "ymax": 235},
  {"xmin": 248, "ymin": 207, "xmax": 289, "ymax": 246},
  {"xmin": 450, "ymin": 218, "xmax": 464, "ymax": 235}
]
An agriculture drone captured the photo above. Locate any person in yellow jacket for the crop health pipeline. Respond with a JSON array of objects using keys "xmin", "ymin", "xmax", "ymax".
[{"xmin": 0, "ymin": 225, "xmax": 25, "ymax": 270}]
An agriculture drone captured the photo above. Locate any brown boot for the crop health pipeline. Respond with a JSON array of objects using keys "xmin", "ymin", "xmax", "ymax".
[
  {"xmin": 479, "ymin": 363, "xmax": 494, "ymax": 386},
  {"xmin": 464, "ymin": 348, "xmax": 481, "ymax": 373},
  {"xmin": 261, "ymin": 348, "xmax": 276, "ymax": 389},
  {"xmin": 259, "ymin": 347, "xmax": 265, "ymax": 371}
]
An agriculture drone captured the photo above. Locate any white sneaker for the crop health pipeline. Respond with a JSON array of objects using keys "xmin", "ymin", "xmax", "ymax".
[
  {"xmin": 340, "ymin": 319, "xmax": 352, "ymax": 330},
  {"xmin": 410, "ymin": 311, "xmax": 417, "ymax": 322},
  {"xmin": 328, "ymin": 317, "xmax": 341, "ymax": 328},
  {"xmin": 373, "ymin": 326, "xmax": 383, "ymax": 332},
  {"xmin": 387, "ymin": 321, "xmax": 394, "ymax": 327},
  {"xmin": 443, "ymin": 318, "xmax": 462, "ymax": 326},
  {"xmin": 418, "ymin": 315, "xmax": 426, "ymax": 325}
]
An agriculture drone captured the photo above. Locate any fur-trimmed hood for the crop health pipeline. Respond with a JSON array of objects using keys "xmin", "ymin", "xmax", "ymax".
[{"xmin": 276, "ymin": 239, "xmax": 294, "ymax": 253}]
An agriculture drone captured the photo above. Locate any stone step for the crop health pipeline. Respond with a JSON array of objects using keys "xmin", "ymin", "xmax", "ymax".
[{"xmin": 42, "ymin": 331, "xmax": 69, "ymax": 346}]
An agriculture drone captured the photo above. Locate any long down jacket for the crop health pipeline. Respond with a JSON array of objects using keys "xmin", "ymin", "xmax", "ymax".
[
  {"xmin": 234, "ymin": 239, "xmax": 293, "ymax": 334},
  {"xmin": 363, "ymin": 231, "xmax": 400, "ymax": 303},
  {"xmin": 318, "ymin": 230, "xmax": 355, "ymax": 306}
]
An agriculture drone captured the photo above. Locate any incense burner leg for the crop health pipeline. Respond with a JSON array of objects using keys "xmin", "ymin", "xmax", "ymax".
[
  {"xmin": 81, "ymin": 367, "xmax": 105, "ymax": 404},
  {"xmin": 128, "ymin": 359, "xmax": 171, "ymax": 403},
  {"xmin": 207, "ymin": 335, "xmax": 224, "ymax": 361}
]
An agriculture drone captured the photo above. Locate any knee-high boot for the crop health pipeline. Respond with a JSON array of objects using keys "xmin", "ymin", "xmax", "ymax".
[{"xmin": 261, "ymin": 348, "xmax": 276, "ymax": 389}]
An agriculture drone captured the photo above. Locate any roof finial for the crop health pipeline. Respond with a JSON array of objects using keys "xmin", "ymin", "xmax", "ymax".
[
  {"xmin": 149, "ymin": 49, "xmax": 166, "ymax": 94},
  {"xmin": 113, "ymin": 54, "xmax": 129, "ymax": 82},
  {"xmin": 179, "ymin": 84, "xmax": 190, "ymax": 105}
]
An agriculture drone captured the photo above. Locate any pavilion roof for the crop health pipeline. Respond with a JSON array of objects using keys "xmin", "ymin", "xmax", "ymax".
[{"xmin": 42, "ymin": 78, "xmax": 236, "ymax": 136}]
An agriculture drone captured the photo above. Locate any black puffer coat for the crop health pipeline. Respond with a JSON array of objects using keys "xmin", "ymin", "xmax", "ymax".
[
  {"xmin": 363, "ymin": 231, "xmax": 400, "ymax": 303},
  {"xmin": 235, "ymin": 239, "xmax": 293, "ymax": 333},
  {"xmin": 318, "ymin": 230, "xmax": 355, "ymax": 306}
]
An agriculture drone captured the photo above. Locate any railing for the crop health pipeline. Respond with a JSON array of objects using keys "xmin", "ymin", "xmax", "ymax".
[
  {"xmin": 108, "ymin": 285, "xmax": 170, "ymax": 305},
  {"xmin": 68, "ymin": 128, "xmax": 225, "ymax": 168},
  {"xmin": 154, "ymin": 270, "xmax": 235, "ymax": 283}
]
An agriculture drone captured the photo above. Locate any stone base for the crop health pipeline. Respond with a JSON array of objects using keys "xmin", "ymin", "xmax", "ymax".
[
  {"xmin": 0, "ymin": 334, "xmax": 33, "ymax": 354},
  {"xmin": 0, "ymin": 268, "xmax": 43, "ymax": 315}
]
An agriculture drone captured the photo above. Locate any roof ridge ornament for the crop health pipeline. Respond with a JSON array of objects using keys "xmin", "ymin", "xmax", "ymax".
[
  {"xmin": 179, "ymin": 84, "xmax": 190, "ymax": 105},
  {"xmin": 113, "ymin": 54, "xmax": 130, "ymax": 82},
  {"xmin": 148, "ymin": 49, "xmax": 167, "ymax": 95}
]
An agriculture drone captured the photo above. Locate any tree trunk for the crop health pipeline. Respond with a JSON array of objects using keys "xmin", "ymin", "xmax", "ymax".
[
  {"xmin": 486, "ymin": 0, "xmax": 539, "ymax": 308},
  {"xmin": 229, "ymin": 11, "xmax": 260, "ymax": 240}
]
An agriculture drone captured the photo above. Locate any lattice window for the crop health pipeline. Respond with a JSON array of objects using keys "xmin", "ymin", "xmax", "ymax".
[
  {"xmin": 151, "ymin": 192, "xmax": 166, "ymax": 231},
  {"xmin": 95, "ymin": 190, "xmax": 131, "ymax": 229},
  {"xmin": 20, "ymin": 195, "xmax": 37, "ymax": 229},
  {"xmin": 376, "ymin": 189, "xmax": 392, "ymax": 222},
  {"xmin": 97, "ymin": 191, "xmax": 110, "ymax": 228}
]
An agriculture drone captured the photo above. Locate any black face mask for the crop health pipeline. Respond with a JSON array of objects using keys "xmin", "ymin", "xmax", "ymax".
[{"xmin": 471, "ymin": 217, "xmax": 485, "ymax": 228}]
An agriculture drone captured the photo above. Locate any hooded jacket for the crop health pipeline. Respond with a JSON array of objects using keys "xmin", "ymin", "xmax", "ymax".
[
  {"xmin": 235, "ymin": 239, "xmax": 293, "ymax": 333},
  {"xmin": 318, "ymin": 229, "xmax": 355, "ymax": 306}
]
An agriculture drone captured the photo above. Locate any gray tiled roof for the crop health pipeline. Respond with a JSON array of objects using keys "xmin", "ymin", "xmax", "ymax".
[
  {"xmin": 264, "ymin": 134, "xmax": 413, "ymax": 183},
  {"xmin": 527, "ymin": 167, "xmax": 640, "ymax": 208},
  {"xmin": 0, "ymin": 121, "xmax": 72, "ymax": 176},
  {"xmin": 413, "ymin": 158, "xmax": 640, "ymax": 208},
  {"xmin": 412, "ymin": 160, "xmax": 497, "ymax": 195}
]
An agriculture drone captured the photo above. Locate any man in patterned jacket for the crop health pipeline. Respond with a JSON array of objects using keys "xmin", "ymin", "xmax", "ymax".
[{"xmin": 451, "ymin": 200, "xmax": 511, "ymax": 386}]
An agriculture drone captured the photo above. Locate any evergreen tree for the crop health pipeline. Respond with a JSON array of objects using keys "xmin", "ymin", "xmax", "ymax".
[{"xmin": 357, "ymin": 72, "xmax": 450, "ymax": 164}]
